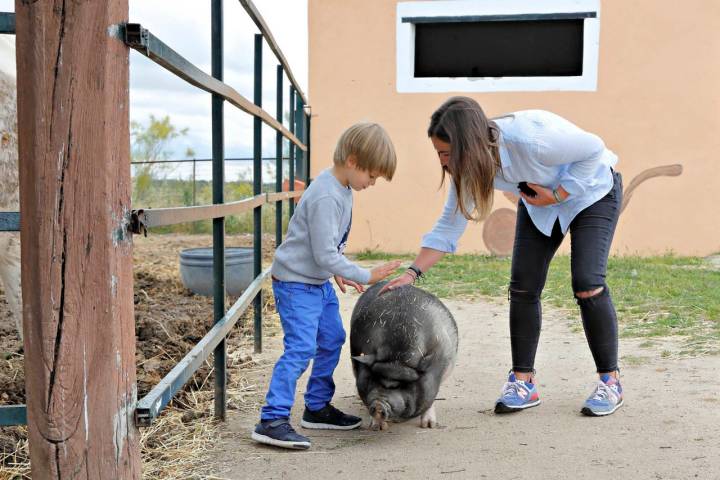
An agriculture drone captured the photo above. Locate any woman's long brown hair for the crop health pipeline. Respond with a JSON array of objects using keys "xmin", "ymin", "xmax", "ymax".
[{"xmin": 427, "ymin": 96, "xmax": 501, "ymax": 221}]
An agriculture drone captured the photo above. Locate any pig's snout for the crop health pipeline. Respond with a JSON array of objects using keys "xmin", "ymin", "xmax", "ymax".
[
  {"xmin": 369, "ymin": 400, "xmax": 387, "ymax": 418},
  {"xmin": 369, "ymin": 400, "xmax": 390, "ymax": 431}
]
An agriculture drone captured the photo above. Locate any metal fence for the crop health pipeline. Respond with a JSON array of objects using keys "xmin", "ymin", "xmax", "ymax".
[
  {"xmin": 0, "ymin": 10, "xmax": 22, "ymax": 428},
  {"xmin": 130, "ymin": 156, "xmax": 294, "ymax": 212},
  {"xmin": 0, "ymin": 0, "xmax": 309, "ymax": 427}
]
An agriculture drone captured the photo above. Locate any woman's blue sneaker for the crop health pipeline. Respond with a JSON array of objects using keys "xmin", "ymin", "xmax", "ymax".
[
  {"xmin": 494, "ymin": 372, "xmax": 541, "ymax": 413},
  {"xmin": 251, "ymin": 418, "xmax": 311, "ymax": 449},
  {"xmin": 581, "ymin": 374, "xmax": 624, "ymax": 417}
]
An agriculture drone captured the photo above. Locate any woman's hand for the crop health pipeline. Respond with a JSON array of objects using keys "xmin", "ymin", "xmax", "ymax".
[
  {"xmin": 377, "ymin": 248, "xmax": 445, "ymax": 295},
  {"xmin": 378, "ymin": 271, "xmax": 415, "ymax": 294},
  {"xmin": 334, "ymin": 275, "xmax": 364, "ymax": 294},
  {"xmin": 520, "ymin": 183, "xmax": 569, "ymax": 206}
]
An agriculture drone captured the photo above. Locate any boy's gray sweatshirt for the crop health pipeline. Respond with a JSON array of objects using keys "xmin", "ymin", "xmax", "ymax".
[{"xmin": 271, "ymin": 169, "xmax": 371, "ymax": 285}]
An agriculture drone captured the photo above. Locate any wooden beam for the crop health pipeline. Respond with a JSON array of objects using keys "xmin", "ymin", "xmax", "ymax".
[{"xmin": 15, "ymin": 1, "xmax": 140, "ymax": 477}]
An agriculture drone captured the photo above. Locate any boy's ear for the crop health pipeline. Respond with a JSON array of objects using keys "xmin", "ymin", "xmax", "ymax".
[{"xmin": 345, "ymin": 154, "xmax": 358, "ymax": 169}]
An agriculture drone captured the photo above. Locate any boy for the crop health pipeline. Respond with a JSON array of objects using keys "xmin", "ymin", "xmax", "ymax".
[{"xmin": 252, "ymin": 122, "xmax": 401, "ymax": 449}]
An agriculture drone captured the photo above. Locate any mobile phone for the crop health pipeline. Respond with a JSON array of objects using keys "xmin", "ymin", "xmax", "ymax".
[{"xmin": 518, "ymin": 181, "xmax": 537, "ymax": 198}]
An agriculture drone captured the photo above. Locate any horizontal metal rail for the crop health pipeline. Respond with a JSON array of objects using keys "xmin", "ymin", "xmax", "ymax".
[
  {"xmin": 5, "ymin": 190, "xmax": 306, "ymax": 236},
  {"xmin": 131, "ymin": 155, "xmax": 290, "ymax": 165},
  {"xmin": 238, "ymin": 0, "xmax": 308, "ymax": 106},
  {"xmin": 123, "ymin": 23, "xmax": 306, "ymax": 152},
  {"xmin": 135, "ymin": 268, "xmax": 271, "ymax": 426},
  {"xmin": 137, "ymin": 194, "xmax": 265, "ymax": 228},
  {"xmin": 0, "ymin": 12, "xmax": 15, "ymax": 34},
  {"xmin": 131, "ymin": 190, "xmax": 304, "ymax": 232},
  {"xmin": 401, "ymin": 12, "xmax": 597, "ymax": 24},
  {"xmin": 266, "ymin": 190, "xmax": 303, "ymax": 202},
  {"xmin": 0, "ymin": 405, "xmax": 26, "ymax": 426},
  {"xmin": 0, "ymin": 211, "xmax": 20, "ymax": 231}
]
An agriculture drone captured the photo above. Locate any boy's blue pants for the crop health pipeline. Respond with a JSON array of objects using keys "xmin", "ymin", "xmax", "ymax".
[{"xmin": 260, "ymin": 279, "xmax": 345, "ymax": 420}]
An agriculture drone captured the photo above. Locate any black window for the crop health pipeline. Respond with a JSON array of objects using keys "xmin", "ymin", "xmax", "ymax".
[{"xmin": 412, "ymin": 16, "xmax": 588, "ymax": 78}]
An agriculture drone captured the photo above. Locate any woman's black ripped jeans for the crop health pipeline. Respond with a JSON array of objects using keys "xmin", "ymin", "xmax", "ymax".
[{"xmin": 509, "ymin": 171, "xmax": 623, "ymax": 374}]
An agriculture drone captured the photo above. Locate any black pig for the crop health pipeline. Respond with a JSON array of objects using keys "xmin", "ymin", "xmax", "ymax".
[{"xmin": 350, "ymin": 282, "xmax": 458, "ymax": 430}]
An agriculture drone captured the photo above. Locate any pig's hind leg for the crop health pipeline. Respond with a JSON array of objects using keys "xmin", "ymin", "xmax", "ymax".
[
  {"xmin": 419, "ymin": 362, "xmax": 455, "ymax": 428},
  {"xmin": 417, "ymin": 372, "xmax": 442, "ymax": 428}
]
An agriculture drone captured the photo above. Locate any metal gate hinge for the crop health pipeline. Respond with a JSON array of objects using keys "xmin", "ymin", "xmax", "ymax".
[{"xmin": 129, "ymin": 209, "xmax": 147, "ymax": 237}]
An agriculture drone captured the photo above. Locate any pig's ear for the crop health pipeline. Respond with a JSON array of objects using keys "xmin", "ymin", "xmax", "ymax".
[
  {"xmin": 417, "ymin": 352, "xmax": 437, "ymax": 372},
  {"xmin": 352, "ymin": 354, "xmax": 376, "ymax": 366}
]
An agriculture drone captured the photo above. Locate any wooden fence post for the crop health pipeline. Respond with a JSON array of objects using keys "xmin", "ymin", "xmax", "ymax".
[{"xmin": 15, "ymin": 0, "xmax": 140, "ymax": 477}]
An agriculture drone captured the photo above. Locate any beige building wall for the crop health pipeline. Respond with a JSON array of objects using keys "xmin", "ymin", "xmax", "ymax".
[{"xmin": 308, "ymin": 0, "xmax": 720, "ymax": 256}]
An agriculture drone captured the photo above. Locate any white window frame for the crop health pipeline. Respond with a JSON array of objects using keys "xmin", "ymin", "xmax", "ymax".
[{"xmin": 396, "ymin": 0, "xmax": 601, "ymax": 93}]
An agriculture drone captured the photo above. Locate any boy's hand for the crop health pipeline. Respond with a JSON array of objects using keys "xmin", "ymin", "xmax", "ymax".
[
  {"xmin": 368, "ymin": 260, "xmax": 403, "ymax": 284},
  {"xmin": 334, "ymin": 275, "xmax": 365, "ymax": 294},
  {"xmin": 379, "ymin": 271, "xmax": 415, "ymax": 294}
]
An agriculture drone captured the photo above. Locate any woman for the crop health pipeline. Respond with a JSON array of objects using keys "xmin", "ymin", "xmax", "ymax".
[{"xmin": 383, "ymin": 96, "xmax": 624, "ymax": 417}]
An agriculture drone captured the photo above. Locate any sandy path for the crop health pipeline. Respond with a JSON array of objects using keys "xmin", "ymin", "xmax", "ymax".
[{"xmin": 210, "ymin": 292, "xmax": 720, "ymax": 480}]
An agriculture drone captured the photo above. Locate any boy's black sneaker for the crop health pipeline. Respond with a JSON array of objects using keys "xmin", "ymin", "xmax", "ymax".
[
  {"xmin": 251, "ymin": 418, "xmax": 311, "ymax": 450},
  {"xmin": 301, "ymin": 404, "xmax": 362, "ymax": 430}
]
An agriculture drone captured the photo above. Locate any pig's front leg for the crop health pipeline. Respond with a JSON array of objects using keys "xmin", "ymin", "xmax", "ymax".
[
  {"xmin": 370, "ymin": 414, "xmax": 389, "ymax": 431},
  {"xmin": 369, "ymin": 401, "xmax": 389, "ymax": 431},
  {"xmin": 419, "ymin": 403, "xmax": 437, "ymax": 428}
]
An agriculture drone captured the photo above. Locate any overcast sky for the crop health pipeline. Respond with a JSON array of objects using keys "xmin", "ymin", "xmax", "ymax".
[{"xmin": 0, "ymin": 0, "xmax": 308, "ymax": 174}]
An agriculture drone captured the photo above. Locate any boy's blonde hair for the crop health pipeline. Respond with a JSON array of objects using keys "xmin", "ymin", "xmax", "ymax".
[{"xmin": 333, "ymin": 122, "xmax": 397, "ymax": 180}]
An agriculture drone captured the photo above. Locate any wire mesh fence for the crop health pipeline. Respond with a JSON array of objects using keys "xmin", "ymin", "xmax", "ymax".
[{"xmin": 131, "ymin": 156, "xmax": 299, "ymax": 235}]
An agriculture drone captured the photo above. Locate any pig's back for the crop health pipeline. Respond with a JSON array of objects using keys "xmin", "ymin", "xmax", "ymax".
[{"xmin": 350, "ymin": 282, "xmax": 458, "ymax": 370}]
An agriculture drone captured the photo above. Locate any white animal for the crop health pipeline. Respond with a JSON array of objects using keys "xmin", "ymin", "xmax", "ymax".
[{"xmin": 0, "ymin": 37, "xmax": 22, "ymax": 341}]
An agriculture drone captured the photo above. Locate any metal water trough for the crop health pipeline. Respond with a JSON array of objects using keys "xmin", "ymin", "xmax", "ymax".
[{"xmin": 179, "ymin": 247, "xmax": 254, "ymax": 296}]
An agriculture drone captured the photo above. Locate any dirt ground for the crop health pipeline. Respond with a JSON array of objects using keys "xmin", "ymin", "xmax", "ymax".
[
  {"xmin": 2, "ymin": 238, "xmax": 719, "ymax": 478},
  {"xmin": 209, "ymin": 292, "xmax": 720, "ymax": 480}
]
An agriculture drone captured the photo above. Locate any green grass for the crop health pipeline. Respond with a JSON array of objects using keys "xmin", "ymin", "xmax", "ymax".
[{"xmin": 355, "ymin": 251, "xmax": 720, "ymax": 355}]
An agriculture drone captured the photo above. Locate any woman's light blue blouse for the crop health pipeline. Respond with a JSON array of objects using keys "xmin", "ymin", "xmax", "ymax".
[{"xmin": 421, "ymin": 110, "xmax": 618, "ymax": 253}]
